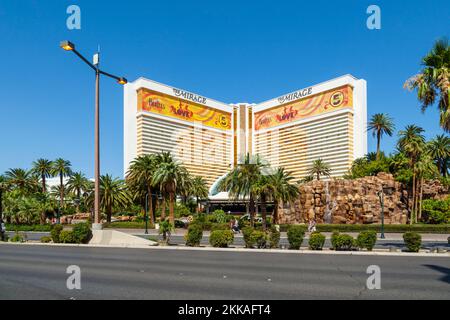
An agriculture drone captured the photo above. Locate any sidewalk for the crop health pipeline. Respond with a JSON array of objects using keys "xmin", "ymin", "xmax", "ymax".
[{"xmin": 111, "ymin": 228, "xmax": 450, "ymax": 241}]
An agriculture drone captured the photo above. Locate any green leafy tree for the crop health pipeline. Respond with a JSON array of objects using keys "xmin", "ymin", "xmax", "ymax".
[
  {"xmin": 427, "ymin": 134, "xmax": 450, "ymax": 176},
  {"xmin": 31, "ymin": 159, "xmax": 53, "ymax": 193},
  {"xmin": 190, "ymin": 176, "xmax": 209, "ymax": 213},
  {"xmin": 307, "ymin": 159, "xmax": 331, "ymax": 181},
  {"xmin": 268, "ymin": 168, "xmax": 299, "ymax": 225},
  {"xmin": 126, "ymin": 154, "xmax": 158, "ymax": 225},
  {"xmin": 67, "ymin": 172, "xmax": 90, "ymax": 213},
  {"xmin": 4, "ymin": 168, "xmax": 37, "ymax": 193},
  {"xmin": 367, "ymin": 113, "xmax": 395, "ymax": 160},
  {"xmin": 405, "ymin": 38, "xmax": 450, "ymax": 131},
  {"xmin": 51, "ymin": 159, "xmax": 72, "ymax": 211}
]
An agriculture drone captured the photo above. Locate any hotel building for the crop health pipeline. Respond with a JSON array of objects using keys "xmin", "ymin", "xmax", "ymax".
[{"xmin": 124, "ymin": 75, "xmax": 367, "ymax": 186}]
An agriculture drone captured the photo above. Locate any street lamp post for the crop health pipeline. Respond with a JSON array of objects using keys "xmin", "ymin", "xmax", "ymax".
[
  {"xmin": 60, "ymin": 41, "xmax": 127, "ymax": 230},
  {"xmin": 376, "ymin": 189, "xmax": 385, "ymax": 239}
]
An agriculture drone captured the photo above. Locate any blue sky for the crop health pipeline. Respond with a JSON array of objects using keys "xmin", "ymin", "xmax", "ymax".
[{"xmin": 0, "ymin": 0, "xmax": 449, "ymax": 178}]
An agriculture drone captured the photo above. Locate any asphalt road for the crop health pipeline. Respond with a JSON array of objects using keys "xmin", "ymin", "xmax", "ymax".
[
  {"xmin": 0, "ymin": 244, "xmax": 448, "ymax": 300},
  {"xmin": 11, "ymin": 232, "xmax": 449, "ymax": 251}
]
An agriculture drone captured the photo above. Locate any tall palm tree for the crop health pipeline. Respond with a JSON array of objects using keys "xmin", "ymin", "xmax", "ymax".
[
  {"xmin": 268, "ymin": 168, "xmax": 299, "ymax": 225},
  {"xmin": 190, "ymin": 176, "xmax": 209, "ymax": 213},
  {"xmin": 67, "ymin": 172, "xmax": 90, "ymax": 213},
  {"xmin": 398, "ymin": 125, "xmax": 426, "ymax": 224},
  {"xmin": 367, "ymin": 113, "xmax": 395, "ymax": 160},
  {"xmin": 415, "ymin": 153, "xmax": 439, "ymax": 222},
  {"xmin": 88, "ymin": 175, "xmax": 131, "ymax": 223},
  {"xmin": 153, "ymin": 161, "xmax": 188, "ymax": 225},
  {"xmin": 405, "ymin": 38, "xmax": 450, "ymax": 131},
  {"xmin": 4, "ymin": 168, "xmax": 37, "ymax": 193},
  {"xmin": 218, "ymin": 154, "xmax": 267, "ymax": 227},
  {"xmin": 31, "ymin": 159, "xmax": 53, "ymax": 193},
  {"xmin": 307, "ymin": 159, "xmax": 331, "ymax": 181},
  {"xmin": 51, "ymin": 158, "xmax": 72, "ymax": 211},
  {"xmin": 252, "ymin": 174, "xmax": 272, "ymax": 230},
  {"xmin": 0, "ymin": 175, "xmax": 9, "ymax": 221},
  {"xmin": 427, "ymin": 134, "xmax": 450, "ymax": 176},
  {"xmin": 126, "ymin": 154, "xmax": 158, "ymax": 225}
]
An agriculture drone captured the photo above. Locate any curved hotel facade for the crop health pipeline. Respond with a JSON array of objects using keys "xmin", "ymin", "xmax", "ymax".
[{"xmin": 124, "ymin": 75, "xmax": 367, "ymax": 186}]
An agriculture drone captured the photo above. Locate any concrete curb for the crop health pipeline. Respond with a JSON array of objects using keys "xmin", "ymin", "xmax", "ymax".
[{"xmin": 2, "ymin": 242, "xmax": 448, "ymax": 257}]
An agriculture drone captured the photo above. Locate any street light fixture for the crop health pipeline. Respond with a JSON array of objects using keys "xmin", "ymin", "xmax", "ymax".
[{"xmin": 60, "ymin": 40, "xmax": 127, "ymax": 230}]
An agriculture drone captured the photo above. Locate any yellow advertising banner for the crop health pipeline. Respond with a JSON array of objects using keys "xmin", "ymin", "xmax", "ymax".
[
  {"xmin": 254, "ymin": 86, "xmax": 353, "ymax": 130},
  {"xmin": 138, "ymin": 89, "xmax": 232, "ymax": 130}
]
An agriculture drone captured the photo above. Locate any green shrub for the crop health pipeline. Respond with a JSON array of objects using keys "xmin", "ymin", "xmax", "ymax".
[
  {"xmin": 40, "ymin": 236, "xmax": 52, "ymax": 243},
  {"xmin": 309, "ymin": 232, "xmax": 326, "ymax": 250},
  {"xmin": 331, "ymin": 232, "xmax": 355, "ymax": 251},
  {"xmin": 174, "ymin": 204, "xmax": 191, "ymax": 218},
  {"xmin": 403, "ymin": 232, "xmax": 422, "ymax": 252},
  {"xmin": 71, "ymin": 222, "xmax": 92, "ymax": 244},
  {"xmin": 287, "ymin": 225, "xmax": 306, "ymax": 249},
  {"xmin": 268, "ymin": 227, "xmax": 280, "ymax": 248},
  {"xmin": 356, "ymin": 231, "xmax": 377, "ymax": 251},
  {"xmin": 5, "ymin": 224, "xmax": 52, "ymax": 232},
  {"xmin": 242, "ymin": 226, "xmax": 255, "ymax": 248},
  {"xmin": 422, "ymin": 198, "xmax": 450, "ymax": 224},
  {"xmin": 59, "ymin": 230, "xmax": 76, "ymax": 243},
  {"xmin": 212, "ymin": 210, "xmax": 227, "ymax": 224},
  {"xmin": 209, "ymin": 230, "xmax": 234, "ymax": 248},
  {"xmin": 185, "ymin": 224, "xmax": 203, "ymax": 247},
  {"xmin": 250, "ymin": 230, "xmax": 267, "ymax": 249},
  {"xmin": 50, "ymin": 224, "xmax": 64, "ymax": 243},
  {"xmin": 210, "ymin": 223, "xmax": 229, "ymax": 232},
  {"xmin": 9, "ymin": 233, "xmax": 25, "ymax": 243}
]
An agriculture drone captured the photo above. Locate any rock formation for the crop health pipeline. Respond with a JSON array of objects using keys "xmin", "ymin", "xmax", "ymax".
[{"xmin": 278, "ymin": 173, "xmax": 448, "ymax": 224}]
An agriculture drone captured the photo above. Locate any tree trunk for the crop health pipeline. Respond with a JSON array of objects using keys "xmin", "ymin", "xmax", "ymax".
[
  {"xmin": 273, "ymin": 200, "xmax": 279, "ymax": 225},
  {"xmin": 147, "ymin": 186, "xmax": 154, "ymax": 225},
  {"xmin": 419, "ymin": 177, "xmax": 424, "ymax": 221},
  {"xmin": 107, "ymin": 204, "xmax": 112, "ymax": 223},
  {"xmin": 59, "ymin": 173, "xmax": 64, "ymax": 210},
  {"xmin": 161, "ymin": 196, "xmax": 166, "ymax": 221},
  {"xmin": 317, "ymin": 173, "xmax": 320, "ymax": 181},
  {"xmin": 169, "ymin": 192, "xmax": 175, "ymax": 225},
  {"xmin": 249, "ymin": 194, "xmax": 255, "ymax": 228},
  {"xmin": 261, "ymin": 194, "xmax": 267, "ymax": 231},
  {"xmin": 42, "ymin": 175, "xmax": 46, "ymax": 193},
  {"xmin": 411, "ymin": 173, "xmax": 416, "ymax": 225},
  {"xmin": 376, "ymin": 131, "xmax": 381, "ymax": 160}
]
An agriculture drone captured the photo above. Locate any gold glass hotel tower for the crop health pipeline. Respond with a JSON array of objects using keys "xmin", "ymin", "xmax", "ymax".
[{"xmin": 124, "ymin": 75, "xmax": 367, "ymax": 187}]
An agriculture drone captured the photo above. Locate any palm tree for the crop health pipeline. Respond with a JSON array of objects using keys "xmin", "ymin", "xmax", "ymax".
[
  {"xmin": 67, "ymin": 172, "xmax": 90, "ymax": 212},
  {"xmin": 4, "ymin": 168, "xmax": 37, "ymax": 193},
  {"xmin": 0, "ymin": 175, "xmax": 9, "ymax": 221},
  {"xmin": 398, "ymin": 125, "xmax": 426, "ymax": 224},
  {"xmin": 88, "ymin": 175, "xmax": 131, "ymax": 223},
  {"xmin": 427, "ymin": 134, "xmax": 450, "ymax": 176},
  {"xmin": 405, "ymin": 38, "xmax": 450, "ymax": 131},
  {"xmin": 367, "ymin": 113, "xmax": 395, "ymax": 160},
  {"xmin": 415, "ymin": 153, "xmax": 439, "ymax": 222},
  {"xmin": 218, "ymin": 154, "xmax": 267, "ymax": 227},
  {"xmin": 153, "ymin": 161, "xmax": 188, "ymax": 225},
  {"xmin": 268, "ymin": 168, "xmax": 299, "ymax": 225},
  {"xmin": 31, "ymin": 159, "xmax": 53, "ymax": 193},
  {"xmin": 190, "ymin": 176, "xmax": 209, "ymax": 213},
  {"xmin": 252, "ymin": 175, "xmax": 272, "ymax": 230},
  {"xmin": 307, "ymin": 159, "xmax": 331, "ymax": 181},
  {"xmin": 51, "ymin": 158, "xmax": 72, "ymax": 211}
]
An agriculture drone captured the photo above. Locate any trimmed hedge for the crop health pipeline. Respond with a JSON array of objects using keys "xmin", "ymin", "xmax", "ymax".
[
  {"xmin": 104, "ymin": 222, "xmax": 155, "ymax": 229},
  {"xmin": 71, "ymin": 222, "xmax": 93, "ymax": 244},
  {"xmin": 209, "ymin": 230, "xmax": 234, "ymax": 248},
  {"xmin": 250, "ymin": 230, "xmax": 267, "ymax": 249},
  {"xmin": 50, "ymin": 224, "xmax": 64, "ymax": 243},
  {"xmin": 242, "ymin": 227, "xmax": 255, "ymax": 248},
  {"xmin": 185, "ymin": 224, "xmax": 203, "ymax": 247},
  {"xmin": 287, "ymin": 225, "xmax": 306, "ymax": 249},
  {"xmin": 6, "ymin": 224, "xmax": 52, "ymax": 232},
  {"xmin": 279, "ymin": 224, "xmax": 450, "ymax": 234},
  {"xmin": 59, "ymin": 230, "xmax": 76, "ymax": 243},
  {"xmin": 309, "ymin": 232, "xmax": 326, "ymax": 250},
  {"xmin": 356, "ymin": 231, "xmax": 377, "ymax": 251},
  {"xmin": 403, "ymin": 232, "xmax": 422, "ymax": 252},
  {"xmin": 331, "ymin": 232, "xmax": 355, "ymax": 251},
  {"xmin": 40, "ymin": 236, "xmax": 52, "ymax": 243},
  {"xmin": 269, "ymin": 227, "xmax": 281, "ymax": 249}
]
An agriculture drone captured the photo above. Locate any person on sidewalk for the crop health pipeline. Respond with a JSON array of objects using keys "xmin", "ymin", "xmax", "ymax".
[
  {"xmin": 0, "ymin": 219, "xmax": 6, "ymax": 241},
  {"xmin": 308, "ymin": 219, "xmax": 316, "ymax": 233}
]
